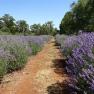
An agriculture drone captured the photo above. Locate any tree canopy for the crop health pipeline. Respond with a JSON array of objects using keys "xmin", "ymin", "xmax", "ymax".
[
  {"xmin": 60, "ymin": 0, "xmax": 94, "ymax": 34},
  {"xmin": 30, "ymin": 21, "xmax": 57, "ymax": 35}
]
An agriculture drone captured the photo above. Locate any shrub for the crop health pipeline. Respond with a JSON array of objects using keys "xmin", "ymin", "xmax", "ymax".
[
  {"xmin": 56, "ymin": 32, "xmax": 94, "ymax": 93},
  {"xmin": 6, "ymin": 44, "xmax": 28, "ymax": 72},
  {"xmin": 31, "ymin": 43, "xmax": 41, "ymax": 55},
  {"xmin": 0, "ymin": 59, "xmax": 7, "ymax": 80},
  {"xmin": 0, "ymin": 35, "xmax": 51, "ymax": 80}
]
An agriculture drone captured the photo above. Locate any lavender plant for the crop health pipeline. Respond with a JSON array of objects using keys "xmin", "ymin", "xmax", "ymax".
[
  {"xmin": 0, "ymin": 35, "xmax": 51, "ymax": 80},
  {"xmin": 0, "ymin": 59, "xmax": 7, "ymax": 80},
  {"xmin": 56, "ymin": 32, "xmax": 94, "ymax": 94}
]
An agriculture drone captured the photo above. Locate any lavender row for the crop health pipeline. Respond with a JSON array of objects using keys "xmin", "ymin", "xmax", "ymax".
[
  {"xmin": 0, "ymin": 35, "xmax": 52, "ymax": 79},
  {"xmin": 56, "ymin": 33, "xmax": 94, "ymax": 93}
]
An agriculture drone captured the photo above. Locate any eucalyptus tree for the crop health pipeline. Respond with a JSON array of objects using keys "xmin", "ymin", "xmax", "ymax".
[
  {"xmin": 30, "ymin": 24, "xmax": 41, "ymax": 35},
  {"xmin": 30, "ymin": 21, "xmax": 57, "ymax": 35},
  {"xmin": 16, "ymin": 20, "xmax": 29, "ymax": 35}
]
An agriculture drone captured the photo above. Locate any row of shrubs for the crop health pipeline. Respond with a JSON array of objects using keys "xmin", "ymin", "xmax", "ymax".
[
  {"xmin": 55, "ymin": 32, "xmax": 94, "ymax": 94},
  {"xmin": 0, "ymin": 35, "xmax": 51, "ymax": 81}
]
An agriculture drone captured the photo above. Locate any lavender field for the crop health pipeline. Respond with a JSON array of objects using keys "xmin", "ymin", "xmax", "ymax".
[
  {"xmin": 56, "ymin": 32, "xmax": 94, "ymax": 93},
  {"xmin": 0, "ymin": 35, "xmax": 51, "ymax": 80}
]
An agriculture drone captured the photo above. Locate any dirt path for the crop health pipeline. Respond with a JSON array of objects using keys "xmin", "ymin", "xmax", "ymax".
[{"xmin": 0, "ymin": 39, "xmax": 68, "ymax": 94}]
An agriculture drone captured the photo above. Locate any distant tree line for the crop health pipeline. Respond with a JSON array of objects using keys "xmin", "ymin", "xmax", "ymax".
[
  {"xmin": 0, "ymin": 14, "xmax": 57, "ymax": 35},
  {"xmin": 30, "ymin": 22, "xmax": 57, "ymax": 35},
  {"xmin": 60, "ymin": 0, "xmax": 94, "ymax": 34}
]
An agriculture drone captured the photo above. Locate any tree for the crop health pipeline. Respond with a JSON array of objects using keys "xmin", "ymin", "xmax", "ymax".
[
  {"xmin": 44, "ymin": 21, "xmax": 54, "ymax": 35},
  {"xmin": 30, "ymin": 21, "xmax": 57, "ymax": 35},
  {"xmin": 60, "ymin": 0, "xmax": 94, "ymax": 34},
  {"xmin": 1, "ymin": 14, "xmax": 15, "ymax": 28},
  {"xmin": 60, "ymin": 12, "xmax": 76, "ymax": 34},
  {"xmin": 0, "ymin": 14, "xmax": 15, "ymax": 34},
  {"xmin": 0, "ymin": 19, "xmax": 4, "ymax": 29},
  {"xmin": 72, "ymin": 0, "xmax": 94, "ymax": 31},
  {"xmin": 16, "ymin": 20, "xmax": 29, "ymax": 35},
  {"xmin": 30, "ymin": 24, "xmax": 41, "ymax": 35}
]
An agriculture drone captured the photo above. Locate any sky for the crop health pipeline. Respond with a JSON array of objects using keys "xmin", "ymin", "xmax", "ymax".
[{"xmin": 0, "ymin": 0, "xmax": 77, "ymax": 28}]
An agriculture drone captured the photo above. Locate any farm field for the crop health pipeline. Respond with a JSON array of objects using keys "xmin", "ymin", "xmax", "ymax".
[
  {"xmin": 0, "ymin": 0, "xmax": 94, "ymax": 93},
  {"xmin": 0, "ymin": 33, "xmax": 94, "ymax": 94}
]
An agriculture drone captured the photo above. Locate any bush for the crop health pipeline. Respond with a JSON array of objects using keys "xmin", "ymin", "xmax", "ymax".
[
  {"xmin": 31, "ymin": 43, "xmax": 41, "ymax": 55},
  {"xmin": 0, "ymin": 59, "xmax": 7, "ymax": 80},
  {"xmin": 0, "ymin": 26, "xmax": 10, "ymax": 33},
  {"xmin": 56, "ymin": 32, "xmax": 94, "ymax": 93},
  {"xmin": 6, "ymin": 44, "xmax": 28, "ymax": 72},
  {"xmin": 0, "ymin": 35, "xmax": 51, "ymax": 80}
]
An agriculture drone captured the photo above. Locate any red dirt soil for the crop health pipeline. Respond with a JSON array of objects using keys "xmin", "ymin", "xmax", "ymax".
[{"xmin": 0, "ymin": 39, "xmax": 68, "ymax": 94}]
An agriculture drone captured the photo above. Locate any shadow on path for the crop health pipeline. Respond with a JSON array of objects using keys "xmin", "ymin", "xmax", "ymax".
[
  {"xmin": 47, "ymin": 81, "xmax": 71, "ymax": 94},
  {"xmin": 52, "ymin": 59, "xmax": 67, "ymax": 76},
  {"xmin": 47, "ymin": 43, "xmax": 70, "ymax": 94},
  {"xmin": 47, "ymin": 59, "xmax": 70, "ymax": 94}
]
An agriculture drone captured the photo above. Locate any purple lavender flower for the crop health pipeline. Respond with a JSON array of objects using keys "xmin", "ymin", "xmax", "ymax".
[{"xmin": 56, "ymin": 32, "xmax": 94, "ymax": 93}]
